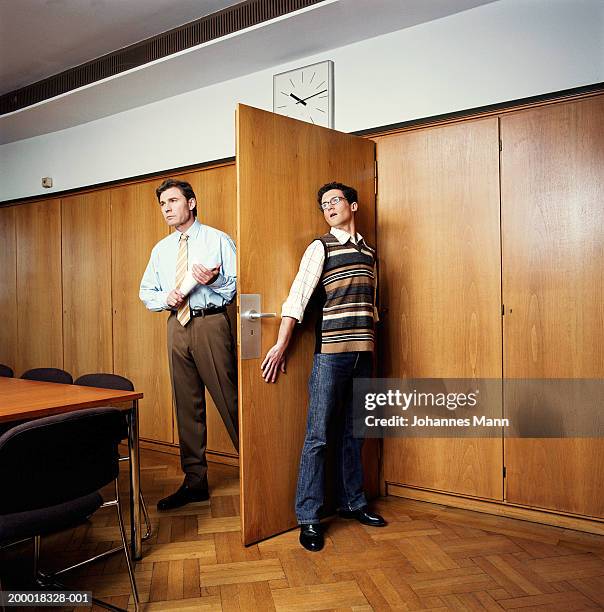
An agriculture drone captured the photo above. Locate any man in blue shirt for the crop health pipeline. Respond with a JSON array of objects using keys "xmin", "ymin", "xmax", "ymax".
[{"xmin": 140, "ymin": 178, "xmax": 238, "ymax": 510}]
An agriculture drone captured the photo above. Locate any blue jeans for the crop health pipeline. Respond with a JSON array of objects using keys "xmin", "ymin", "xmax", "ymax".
[{"xmin": 295, "ymin": 351, "xmax": 373, "ymax": 524}]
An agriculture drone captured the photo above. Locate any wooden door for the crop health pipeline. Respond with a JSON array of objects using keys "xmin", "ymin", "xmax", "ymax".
[
  {"xmin": 375, "ymin": 118, "xmax": 503, "ymax": 500},
  {"xmin": 237, "ymin": 104, "xmax": 377, "ymax": 544},
  {"xmin": 501, "ymin": 96, "xmax": 604, "ymax": 517},
  {"xmin": 111, "ymin": 182, "xmax": 173, "ymax": 443},
  {"xmin": 0, "ymin": 206, "xmax": 17, "ymax": 371},
  {"xmin": 15, "ymin": 199, "xmax": 63, "ymax": 375},
  {"xmin": 62, "ymin": 191, "xmax": 113, "ymax": 378}
]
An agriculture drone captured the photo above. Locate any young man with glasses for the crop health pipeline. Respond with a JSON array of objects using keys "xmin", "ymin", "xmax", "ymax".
[{"xmin": 261, "ymin": 181, "xmax": 386, "ymax": 552}]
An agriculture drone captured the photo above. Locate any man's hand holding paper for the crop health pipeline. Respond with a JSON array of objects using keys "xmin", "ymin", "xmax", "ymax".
[{"xmin": 191, "ymin": 263, "xmax": 221, "ymax": 286}]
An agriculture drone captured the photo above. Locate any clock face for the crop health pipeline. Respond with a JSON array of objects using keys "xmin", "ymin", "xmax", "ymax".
[{"xmin": 273, "ymin": 60, "xmax": 334, "ymax": 128}]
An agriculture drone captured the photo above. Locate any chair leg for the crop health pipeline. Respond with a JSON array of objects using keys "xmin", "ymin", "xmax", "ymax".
[
  {"xmin": 33, "ymin": 535, "xmax": 40, "ymax": 577},
  {"xmin": 115, "ymin": 480, "xmax": 140, "ymax": 611},
  {"xmin": 119, "ymin": 454, "xmax": 152, "ymax": 541},
  {"xmin": 141, "ymin": 490, "xmax": 152, "ymax": 541},
  {"xmin": 33, "ymin": 535, "xmax": 51, "ymax": 588},
  {"xmin": 32, "ymin": 485, "xmax": 139, "ymax": 612}
]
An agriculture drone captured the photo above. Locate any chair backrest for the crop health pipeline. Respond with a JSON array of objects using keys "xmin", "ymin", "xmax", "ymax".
[
  {"xmin": 74, "ymin": 373, "xmax": 134, "ymax": 391},
  {"xmin": 0, "ymin": 364, "xmax": 14, "ymax": 378},
  {"xmin": 21, "ymin": 368, "xmax": 73, "ymax": 385},
  {"xmin": 0, "ymin": 408, "xmax": 126, "ymax": 515}
]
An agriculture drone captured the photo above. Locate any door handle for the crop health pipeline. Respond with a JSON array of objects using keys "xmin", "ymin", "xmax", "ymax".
[
  {"xmin": 240, "ymin": 295, "xmax": 275, "ymax": 359},
  {"xmin": 243, "ymin": 310, "xmax": 276, "ymax": 321}
]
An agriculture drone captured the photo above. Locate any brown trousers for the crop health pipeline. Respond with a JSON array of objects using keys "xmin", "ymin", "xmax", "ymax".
[{"xmin": 167, "ymin": 310, "xmax": 238, "ymax": 487}]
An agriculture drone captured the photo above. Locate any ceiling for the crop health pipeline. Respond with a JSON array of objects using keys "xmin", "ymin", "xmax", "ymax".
[
  {"xmin": 0, "ymin": 0, "xmax": 498, "ymax": 144},
  {"xmin": 0, "ymin": 0, "xmax": 240, "ymax": 95}
]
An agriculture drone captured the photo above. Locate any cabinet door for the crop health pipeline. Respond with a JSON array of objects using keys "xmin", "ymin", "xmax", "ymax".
[
  {"xmin": 111, "ymin": 182, "xmax": 173, "ymax": 443},
  {"xmin": 376, "ymin": 118, "xmax": 503, "ymax": 500},
  {"xmin": 501, "ymin": 96, "xmax": 604, "ymax": 517},
  {"xmin": 15, "ymin": 200, "xmax": 63, "ymax": 374},
  {"xmin": 237, "ymin": 104, "xmax": 377, "ymax": 544},
  {"xmin": 62, "ymin": 191, "xmax": 113, "ymax": 378},
  {"xmin": 0, "ymin": 206, "xmax": 17, "ymax": 370}
]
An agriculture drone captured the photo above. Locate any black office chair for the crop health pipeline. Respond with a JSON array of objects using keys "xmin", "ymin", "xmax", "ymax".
[
  {"xmin": 74, "ymin": 373, "xmax": 152, "ymax": 541},
  {"xmin": 0, "ymin": 407, "xmax": 139, "ymax": 612},
  {"xmin": 75, "ymin": 373, "xmax": 133, "ymax": 392},
  {"xmin": 0, "ymin": 364, "xmax": 14, "ymax": 378},
  {"xmin": 21, "ymin": 368, "xmax": 73, "ymax": 385}
]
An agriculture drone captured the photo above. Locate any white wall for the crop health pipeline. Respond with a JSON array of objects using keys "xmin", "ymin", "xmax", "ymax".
[{"xmin": 1, "ymin": 0, "xmax": 602, "ymax": 202}]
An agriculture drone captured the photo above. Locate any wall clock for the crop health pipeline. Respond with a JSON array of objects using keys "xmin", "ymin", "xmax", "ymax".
[{"xmin": 273, "ymin": 60, "xmax": 334, "ymax": 128}]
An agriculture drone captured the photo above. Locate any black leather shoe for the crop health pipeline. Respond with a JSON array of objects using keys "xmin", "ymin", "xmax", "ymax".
[
  {"xmin": 299, "ymin": 524, "xmax": 324, "ymax": 552},
  {"xmin": 338, "ymin": 505, "xmax": 386, "ymax": 527},
  {"xmin": 157, "ymin": 483, "xmax": 209, "ymax": 511}
]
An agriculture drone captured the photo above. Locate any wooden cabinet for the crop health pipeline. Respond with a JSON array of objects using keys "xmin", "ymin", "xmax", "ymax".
[
  {"xmin": 62, "ymin": 191, "xmax": 113, "ymax": 378},
  {"xmin": 376, "ymin": 95, "xmax": 604, "ymax": 519},
  {"xmin": 0, "ymin": 206, "xmax": 17, "ymax": 369},
  {"xmin": 15, "ymin": 200, "xmax": 63, "ymax": 374},
  {"xmin": 501, "ymin": 96, "xmax": 604, "ymax": 517},
  {"xmin": 376, "ymin": 118, "xmax": 504, "ymax": 500}
]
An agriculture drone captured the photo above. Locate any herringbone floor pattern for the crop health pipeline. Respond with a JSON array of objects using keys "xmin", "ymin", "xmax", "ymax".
[{"xmin": 1, "ymin": 449, "xmax": 603, "ymax": 611}]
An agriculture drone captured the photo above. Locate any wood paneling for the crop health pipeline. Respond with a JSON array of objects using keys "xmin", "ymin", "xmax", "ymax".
[
  {"xmin": 179, "ymin": 166, "xmax": 239, "ymax": 456},
  {"xmin": 376, "ymin": 118, "xmax": 503, "ymax": 500},
  {"xmin": 111, "ymin": 181, "xmax": 173, "ymax": 443},
  {"xmin": 0, "ymin": 206, "xmax": 17, "ymax": 370},
  {"xmin": 237, "ymin": 104, "xmax": 376, "ymax": 544},
  {"xmin": 184, "ymin": 164, "xmax": 237, "ymax": 235},
  {"xmin": 15, "ymin": 199, "xmax": 63, "ymax": 375},
  {"xmin": 388, "ymin": 484, "xmax": 604, "ymax": 535},
  {"xmin": 62, "ymin": 191, "xmax": 113, "ymax": 378},
  {"xmin": 501, "ymin": 96, "xmax": 604, "ymax": 517}
]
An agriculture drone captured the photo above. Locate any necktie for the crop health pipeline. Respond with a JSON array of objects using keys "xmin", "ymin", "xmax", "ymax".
[{"xmin": 175, "ymin": 233, "xmax": 190, "ymax": 327}]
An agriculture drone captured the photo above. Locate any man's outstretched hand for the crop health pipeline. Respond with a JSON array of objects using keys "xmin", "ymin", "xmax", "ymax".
[
  {"xmin": 261, "ymin": 316, "xmax": 296, "ymax": 383},
  {"xmin": 261, "ymin": 343, "xmax": 287, "ymax": 383}
]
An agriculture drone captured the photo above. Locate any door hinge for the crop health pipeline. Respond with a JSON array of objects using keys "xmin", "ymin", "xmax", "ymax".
[
  {"xmin": 499, "ymin": 139, "xmax": 502, "ymax": 152},
  {"xmin": 503, "ymin": 466, "xmax": 507, "ymax": 478},
  {"xmin": 501, "ymin": 304, "xmax": 505, "ymax": 315},
  {"xmin": 374, "ymin": 159, "xmax": 378, "ymax": 195}
]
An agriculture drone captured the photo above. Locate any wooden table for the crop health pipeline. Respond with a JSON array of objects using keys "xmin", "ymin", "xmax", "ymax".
[{"xmin": 0, "ymin": 377, "xmax": 145, "ymax": 560}]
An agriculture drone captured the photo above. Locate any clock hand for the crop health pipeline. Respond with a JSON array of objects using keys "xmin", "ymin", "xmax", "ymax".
[
  {"xmin": 289, "ymin": 93, "xmax": 307, "ymax": 106},
  {"xmin": 295, "ymin": 89, "xmax": 328, "ymax": 104}
]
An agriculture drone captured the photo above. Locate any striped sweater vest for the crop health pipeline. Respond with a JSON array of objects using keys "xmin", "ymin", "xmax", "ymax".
[{"xmin": 314, "ymin": 232, "xmax": 376, "ymax": 354}]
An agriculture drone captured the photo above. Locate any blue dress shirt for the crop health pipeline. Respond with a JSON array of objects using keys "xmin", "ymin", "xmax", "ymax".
[{"xmin": 139, "ymin": 219, "xmax": 237, "ymax": 311}]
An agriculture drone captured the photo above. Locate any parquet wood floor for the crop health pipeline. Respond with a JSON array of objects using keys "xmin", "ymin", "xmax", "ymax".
[{"xmin": 1, "ymin": 449, "xmax": 602, "ymax": 611}]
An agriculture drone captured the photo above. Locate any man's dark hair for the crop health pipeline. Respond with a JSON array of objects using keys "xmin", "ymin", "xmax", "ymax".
[
  {"xmin": 156, "ymin": 178, "xmax": 197, "ymax": 217},
  {"xmin": 317, "ymin": 181, "xmax": 358, "ymax": 210}
]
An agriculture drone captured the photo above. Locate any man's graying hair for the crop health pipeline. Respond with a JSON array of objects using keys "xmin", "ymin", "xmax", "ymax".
[{"xmin": 156, "ymin": 178, "xmax": 197, "ymax": 218}]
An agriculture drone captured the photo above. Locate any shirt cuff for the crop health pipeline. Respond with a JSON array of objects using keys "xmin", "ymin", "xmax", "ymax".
[
  {"xmin": 281, "ymin": 304, "xmax": 303, "ymax": 323},
  {"xmin": 209, "ymin": 272, "xmax": 226, "ymax": 289},
  {"xmin": 158, "ymin": 292, "xmax": 170, "ymax": 310}
]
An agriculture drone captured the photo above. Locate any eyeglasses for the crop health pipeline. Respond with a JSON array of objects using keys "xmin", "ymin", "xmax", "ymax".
[{"xmin": 319, "ymin": 195, "xmax": 347, "ymax": 211}]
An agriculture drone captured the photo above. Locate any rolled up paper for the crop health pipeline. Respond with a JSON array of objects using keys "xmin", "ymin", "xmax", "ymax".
[{"xmin": 179, "ymin": 269, "xmax": 197, "ymax": 296}]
